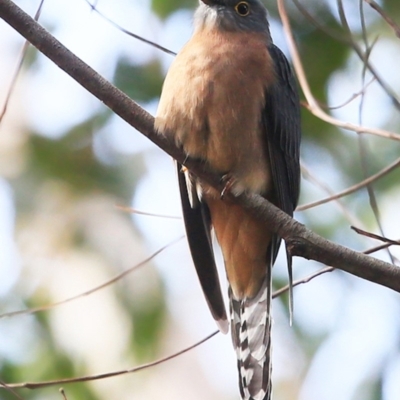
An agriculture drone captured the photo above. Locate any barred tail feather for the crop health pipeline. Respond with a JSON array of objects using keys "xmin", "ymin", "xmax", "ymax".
[{"xmin": 229, "ymin": 273, "xmax": 272, "ymax": 400}]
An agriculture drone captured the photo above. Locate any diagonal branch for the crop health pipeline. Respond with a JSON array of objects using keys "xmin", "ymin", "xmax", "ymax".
[{"xmin": 0, "ymin": 0, "xmax": 399, "ymax": 292}]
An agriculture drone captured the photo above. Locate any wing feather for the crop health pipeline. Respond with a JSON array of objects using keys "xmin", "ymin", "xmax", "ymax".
[
  {"xmin": 177, "ymin": 162, "xmax": 228, "ymax": 333},
  {"xmin": 264, "ymin": 44, "xmax": 301, "ymax": 215},
  {"xmin": 263, "ymin": 45, "xmax": 302, "ymax": 319}
]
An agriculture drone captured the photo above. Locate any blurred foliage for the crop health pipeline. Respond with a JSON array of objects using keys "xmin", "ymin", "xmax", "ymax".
[
  {"xmin": 29, "ymin": 114, "xmax": 118, "ymax": 194},
  {"xmin": 128, "ymin": 292, "xmax": 166, "ymax": 361},
  {"xmin": 299, "ymin": 19, "xmax": 349, "ymax": 102},
  {"xmin": 114, "ymin": 58, "xmax": 164, "ymax": 103},
  {"xmin": 383, "ymin": 0, "xmax": 400, "ymax": 19},
  {"xmin": 353, "ymin": 373, "xmax": 385, "ymax": 400},
  {"xmin": 1, "ymin": 0, "xmax": 400, "ymax": 400},
  {"xmin": 0, "ymin": 310, "xmax": 98, "ymax": 400},
  {"xmin": 152, "ymin": 0, "xmax": 194, "ymax": 18}
]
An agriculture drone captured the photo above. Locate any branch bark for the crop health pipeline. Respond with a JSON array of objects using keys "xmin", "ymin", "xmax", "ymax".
[{"xmin": 1, "ymin": 0, "xmax": 399, "ymax": 292}]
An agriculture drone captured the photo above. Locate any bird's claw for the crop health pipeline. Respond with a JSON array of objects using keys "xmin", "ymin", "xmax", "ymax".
[{"xmin": 220, "ymin": 174, "xmax": 236, "ymax": 199}]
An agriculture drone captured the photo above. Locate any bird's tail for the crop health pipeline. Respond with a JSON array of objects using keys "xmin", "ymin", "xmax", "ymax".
[{"xmin": 229, "ymin": 270, "xmax": 272, "ymax": 400}]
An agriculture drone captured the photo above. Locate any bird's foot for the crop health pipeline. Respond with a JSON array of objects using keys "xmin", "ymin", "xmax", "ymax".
[{"xmin": 220, "ymin": 174, "xmax": 237, "ymax": 199}]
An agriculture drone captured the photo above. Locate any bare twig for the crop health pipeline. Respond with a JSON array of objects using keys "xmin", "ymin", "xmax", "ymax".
[
  {"xmin": 273, "ymin": 230, "xmax": 400, "ymax": 297},
  {"xmin": 0, "ymin": 0, "xmax": 44, "ymax": 123},
  {"xmin": 0, "ymin": 236, "xmax": 183, "ymax": 319},
  {"xmin": 300, "ymin": 164, "xmax": 363, "ymax": 227},
  {"xmin": 353, "ymin": 225, "xmax": 400, "ymax": 263},
  {"xmin": 0, "ymin": 331, "xmax": 219, "ymax": 389},
  {"xmin": 116, "ymin": 204, "xmax": 181, "ymax": 220},
  {"xmin": 364, "ymin": 0, "xmax": 400, "ymax": 38},
  {"xmin": 342, "ymin": 0, "xmax": 397, "ymax": 263},
  {"xmin": 0, "ymin": 379, "xmax": 25, "ymax": 399},
  {"xmin": 1, "ymin": 0, "xmax": 400, "ymax": 293},
  {"xmin": 283, "ymin": 0, "xmax": 400, "ymax": 134},
  {"xmin": 292, "ymin": 0, "xmax": 400, "ymax": 111},
  {"xmin": 351, "ymin": 227, "xmax": 400, "ymax": 246},
  {"xmin": 83, "ymin": 0, "xmax": 176, "ymax": 56},
  {"xmin": 273, "ymin": 267, "xmax": 334, "ymax": 298},
  {"xmin": 328, "ymin": 77, "xmax": 376, "ymax": 110},
  {"xmin": 365, "ymin": 241, "xmax": 397, "ymax": 254},
  {"xmin": 297, "ymin": 156, "xmax": 400, "ymax": 211}
]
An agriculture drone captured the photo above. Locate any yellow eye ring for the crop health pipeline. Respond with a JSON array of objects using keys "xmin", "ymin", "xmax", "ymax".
[{"xmin": 235, "ymin": 1, "xmax": 250, "ymax": 16}]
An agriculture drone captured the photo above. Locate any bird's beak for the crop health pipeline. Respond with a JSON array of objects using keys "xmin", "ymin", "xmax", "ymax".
[{"xmin": 200, "ymin": 0, "xmax": 214, "ymax": 5}]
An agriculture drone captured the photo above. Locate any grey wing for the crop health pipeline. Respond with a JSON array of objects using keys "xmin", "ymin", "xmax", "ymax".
[
  {"xmin": 263, "ymin": 45, "xmax": 301, "ymax": 317},
  {"xmin": 264, "ymin": 44, "xmax": 301, "ymax": 217},
  {"xmin": 176, "ymin": 162, "xmax": 228, "ymax": 333}
]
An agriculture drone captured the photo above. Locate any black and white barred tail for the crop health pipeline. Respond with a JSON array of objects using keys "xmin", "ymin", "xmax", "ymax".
[{"xmin": 229, "ymin": 274, "xmax": 272, "ymax": 400}]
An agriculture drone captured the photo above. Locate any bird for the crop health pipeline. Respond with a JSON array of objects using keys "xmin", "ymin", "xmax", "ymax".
[{"xmin": 154, "ymin": 0, "xmax": 301, "ymax": 399}]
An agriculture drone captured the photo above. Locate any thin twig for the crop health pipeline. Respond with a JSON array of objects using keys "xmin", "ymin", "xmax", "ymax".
[
  {"xmin": 343, "ymin": 0, "xmax": 396, "ymax": 263},
  {"xmin": 297, "ymin": 156, "xmax": 400, "ymax": 211},
  {"xmin": 273, "ymin": 267, "xmax": 334, "ymax": 298},
  {"xmin": 0, "ymin": 0, "xmax": 45, "ymax": 123},
  {"xmin": 363, "ymin": 0, "xmax": 400, "ymax": 38},
  {"xmin": 1, "ymin": 331, "xmax": 219, "ymax": 389},
  {"xmin": 300, "ymin": 164, "xmax": 363, "ymax": 227},
  {"xmin": 273, "ymin": 232, "xmax": 400, "ymax": 297},
  {"xmin": 0, "ymin": 236, "xmax": 183, "ymax": 319},
  {"xmin": 292, "ymin": 0, "xmax": 400, "ymax": 111},
  {"xmin": 116, "ymin": 204, "xmax": 181, "ymax": 220},
  {"xmin": 0, "ymin": 379, "xmax": 25, "ymax": 399},
  {"xmin": 328, "ymin": 77, "xmax": 376, "ymax": 110},
  {"xmin": 83, "ymin": 0, "xmax": 176, "ymax": 56},
  {"xmin": 365, "ymin": 241, "xmax": 397, "ymax": 254},
  {"xmin": 353, "ymin": 225, "xmax": 399, "ymax": 263},
  {"xmin": 286, "ymin": 0, "xmax": 400, "ymax": 129},
  {"xmin": 351, "ymin": 227, "xmax": 400, "ymax": 246}
]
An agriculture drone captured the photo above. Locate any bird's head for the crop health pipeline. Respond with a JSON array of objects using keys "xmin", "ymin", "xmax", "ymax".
[{"xmin": 195, "ymin": 0, "xmax": 270, "ymax": 37}]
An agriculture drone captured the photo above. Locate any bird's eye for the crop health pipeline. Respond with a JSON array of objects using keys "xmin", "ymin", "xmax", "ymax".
[{"xmin": 235, "ymin": 1, "xmax": 250, "ymax": 16}]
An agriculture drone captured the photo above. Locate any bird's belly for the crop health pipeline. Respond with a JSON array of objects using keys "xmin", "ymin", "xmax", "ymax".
[
  {"xmin": 205, "ymin": 196, "xmax": 272, "ymax": 299},
  {"xmin": 155, "ymin": 29, "xmax": 275, "ymax": 194}
]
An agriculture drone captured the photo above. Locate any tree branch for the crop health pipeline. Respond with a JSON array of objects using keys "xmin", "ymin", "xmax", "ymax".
[{"xmin": 0, "ymin": 0, "xmax": 399, "ymax": 292}]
